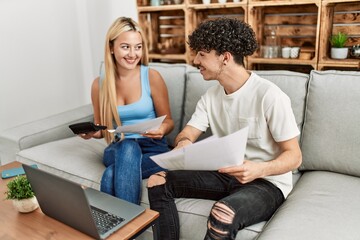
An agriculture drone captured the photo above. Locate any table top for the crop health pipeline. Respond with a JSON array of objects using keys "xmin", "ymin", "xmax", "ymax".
[{"xmin": 0, "ymin": 161, "xmax": 159, "ymax": 240}]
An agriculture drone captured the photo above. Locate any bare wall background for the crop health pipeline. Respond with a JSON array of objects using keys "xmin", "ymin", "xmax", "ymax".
[{"xmin": 0, "ymin": 0, "xmax": 137, "ymax": 132}]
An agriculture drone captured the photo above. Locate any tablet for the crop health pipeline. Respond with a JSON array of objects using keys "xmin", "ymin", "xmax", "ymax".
[{"xmin": 69, "ymin": 122, "xmax": 107, "ymax": 135}]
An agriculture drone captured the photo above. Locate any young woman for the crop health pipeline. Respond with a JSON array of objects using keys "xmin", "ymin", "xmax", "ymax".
[{"xmin": 80, "ymin": 17, "xmax": 174, "ymax": 204}]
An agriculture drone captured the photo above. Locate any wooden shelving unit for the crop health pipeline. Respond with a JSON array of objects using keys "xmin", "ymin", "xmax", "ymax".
[
  {"xmin": 247, "ymin": 1, "xmax": 321, "ymax": 72},
  {"xmin": 318, "ymin": 0, "xmax": 360, "ymax": 70},
  {"xmin": 136, "ymin": 0, "xmax": 360, "ymax": 72}
]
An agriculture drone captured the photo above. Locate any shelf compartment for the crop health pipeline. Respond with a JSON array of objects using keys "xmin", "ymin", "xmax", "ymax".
[
  {"xmin": 318, "ymin": 1, "xmax": 360, "ymax": 69},
  {"xmin": 189, "ymin": 0, "xmax": 248, "ymax": 6},
  {"xmin": 138, "ymin": 9, "xmax": 187, "ymax": 63},
  {"xmin": 247, "ymin": 56, "xmax": 317, "ymax": 69},
  {"xmin": 318, "ymin": 58, "xmax": 360, "ymax": 71},
  {"xmin": 247, "ymin": 3, "xmax": 320, "ymax": 70},
  {"xmin": 137, "ymin": 0, "xmax": 185, "ymax": 8},
  {"xmin": 187, "ymin": 6, "xmax": 247, "ymax": 63},
  {"xmin": 248, "ymin": 0, "xmax": 320, "ymax": 7}
]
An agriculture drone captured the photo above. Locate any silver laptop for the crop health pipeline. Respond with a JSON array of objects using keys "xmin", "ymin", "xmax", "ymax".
[{"xmin": 23, "ymin": 164, "xmax": 145, "ymax": 240}]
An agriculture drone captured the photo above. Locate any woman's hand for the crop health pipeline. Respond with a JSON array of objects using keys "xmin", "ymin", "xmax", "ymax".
[
  {"xmin": 78, "ymin": 131, "xmax": 97, "ymax": 140},
  {"xmin": 142, "ymin": 129, "xmax": 164, "ymax": 139}
]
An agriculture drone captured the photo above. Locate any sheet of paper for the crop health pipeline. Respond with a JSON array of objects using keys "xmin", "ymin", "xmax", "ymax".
[
  {"xmin": 185, "ymin": 126, "xmax": 248, "ymax": 170},
  {"xmin": 150, "ymin": 126, "xmax": 249, "ymax": 171},
  {"xmin": 150, "ymin": 148, "xmax": 185, "ymax": 171},
  {"xmin": 114, "ymin": 115, "xmax": 166, "ymax": 134}
]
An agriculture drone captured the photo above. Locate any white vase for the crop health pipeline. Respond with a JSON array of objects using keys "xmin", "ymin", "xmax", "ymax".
[
  {"xmin": 202, "ymin": 0, "xmax": 211, "ymax": 4},
  {"xmin": 218, "ymin": 0, "xmax": 227, "ymax": 3},
  {"xmin": 331, "ymin": 48, "xmax": 348, "ymax": 59},
  {"xmin": 12, "ymin": 196, "xmax": 39, "ymax": 213}
]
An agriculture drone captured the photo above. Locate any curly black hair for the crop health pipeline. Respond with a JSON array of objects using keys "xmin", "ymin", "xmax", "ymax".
[{"xmin": 188, "ymin": 18, "xmax": 258, "ymax": 65}]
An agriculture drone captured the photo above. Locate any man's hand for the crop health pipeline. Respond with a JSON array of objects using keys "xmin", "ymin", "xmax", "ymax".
[
  {"xmin": 219, "ymin": 160, "xmax": 266, "ymax": 184},
  {"xmin": 174, "ymin": 138, "xmax": 192, "ymax": 150}
]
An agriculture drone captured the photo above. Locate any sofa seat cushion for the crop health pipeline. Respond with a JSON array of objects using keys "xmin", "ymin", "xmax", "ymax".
[
  {"xmin": 17, "ymin": 136, "xmax": 107, "ymax": 189},
  {"xmin": 257, "ymin": 171, "xmax": 360, "ymax": 240}
]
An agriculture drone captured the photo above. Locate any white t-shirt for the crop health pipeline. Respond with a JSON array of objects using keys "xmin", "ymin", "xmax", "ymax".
[{"xmin": 187, "ymin": 72, "xmax": 300, "ymax": 197}]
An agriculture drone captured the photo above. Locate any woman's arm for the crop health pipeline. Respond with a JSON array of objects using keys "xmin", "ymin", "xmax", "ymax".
[{"xmin": 145, "ymin": 68, "xmax": 174, "ymax": 139}]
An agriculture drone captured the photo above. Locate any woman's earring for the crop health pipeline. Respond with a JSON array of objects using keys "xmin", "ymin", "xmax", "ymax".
[{"xmin": 111, "ymin": 51, "xmax": 114, "ymax": 54}]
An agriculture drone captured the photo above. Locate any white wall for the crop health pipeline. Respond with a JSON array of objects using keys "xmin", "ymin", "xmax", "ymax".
[{"xmin": 0, "ymin": 0, "xmax": 137, "ymax": 132}]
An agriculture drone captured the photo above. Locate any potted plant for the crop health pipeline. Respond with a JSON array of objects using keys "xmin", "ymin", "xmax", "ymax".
[
  {"xmin": 329, "ymin": 32, "xmax": 349, "ymax": 59},
  {"xmin": 5, "ymin": 175, "xmax": 39, "ymax": 213}
]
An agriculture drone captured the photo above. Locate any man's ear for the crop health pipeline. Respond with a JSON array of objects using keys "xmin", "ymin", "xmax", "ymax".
[{"xmin": 223, "ymin": 52, "xmax": 232, "ymax": 65}]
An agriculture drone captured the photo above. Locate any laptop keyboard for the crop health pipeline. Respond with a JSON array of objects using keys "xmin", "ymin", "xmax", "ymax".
[{"xmin": 90, "ymin": 206, "xmax": 125, "ymax": 234}]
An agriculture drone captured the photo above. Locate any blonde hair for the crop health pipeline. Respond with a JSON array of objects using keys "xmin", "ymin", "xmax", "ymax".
[{"xmin": 100, "ymin": 17, "xmax": 149, "ymax": 143}]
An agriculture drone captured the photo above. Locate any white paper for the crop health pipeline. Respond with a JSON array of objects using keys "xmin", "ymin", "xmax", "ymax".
[
  {"xmin": 113, "ymin": 115, "xmax": 166, "ymax": 134},
  {"xmin": 151, "ymin": 126, "xmax": 249, "ymax": 170}
]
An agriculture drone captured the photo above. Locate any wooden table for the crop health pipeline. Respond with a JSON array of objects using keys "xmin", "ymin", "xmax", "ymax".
[{"xmin": 0, "ymin": 161, "xmax": 159, "ymax": 240}]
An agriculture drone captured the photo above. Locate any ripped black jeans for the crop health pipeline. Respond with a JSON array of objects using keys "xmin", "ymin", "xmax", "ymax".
[{"xmin": 148, "ymin": 170, "xmax": 284, "ymax": 240}]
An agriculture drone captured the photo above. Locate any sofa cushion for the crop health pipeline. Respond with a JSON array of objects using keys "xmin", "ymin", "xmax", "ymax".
[
  {"xmin": 17, "ymin": 136, "xmax": 106, "ymax": 189},
  {"xmin": 0, "ymin": 104, "xmax": 94, "ymax": 165},
  {"xmin": 254, "ymin": 70, "xmax": 309, "ymax": 136},
  {"xmin": 257, "ymin": 171, "xmax": 360, "ymax": 240},
  {"xmin": 149, "ymin": 63, "xmax": 188, "ymax": 147},
  {"xmin": 300, "ymin": 70, "xmax": 360, "ymax": 176}
]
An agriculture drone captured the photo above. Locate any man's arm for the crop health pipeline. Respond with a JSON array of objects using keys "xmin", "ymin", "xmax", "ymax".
[
  {"xmin": 174, "ymin": 125, "xmax": 203, "ymax": 149},
  {"xmin": 219, "ymin": 137, "xmax": 302, "ymax": 184}
]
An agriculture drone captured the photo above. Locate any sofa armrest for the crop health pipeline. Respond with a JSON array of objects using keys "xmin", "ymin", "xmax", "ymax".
[{"xmin": 0, "ymin": 104, "xmax": 94, "ymax": 165}]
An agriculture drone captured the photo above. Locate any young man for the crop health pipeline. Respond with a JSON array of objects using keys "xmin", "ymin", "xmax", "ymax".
[{"xmin": 147, "ymin": 18, "xmax": 302, "ymax": 240}]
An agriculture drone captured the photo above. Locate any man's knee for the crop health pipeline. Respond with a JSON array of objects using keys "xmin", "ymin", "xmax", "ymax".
[
  {"xmin": 147, "ymin": 171, "xmax": 167, "ymax": 188},
  {"xmin": 207, "ymin": 202, "xmax": 235, "ymax": 238}
]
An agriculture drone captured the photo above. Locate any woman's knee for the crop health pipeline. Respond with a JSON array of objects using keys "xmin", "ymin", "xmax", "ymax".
[
  {"xmin": 147, "ymin": 171, "xmax": 167, "ymax": 188},
  {"xmin": 120, "ymin": 139, "xmax": 141, "ymax": 156}
]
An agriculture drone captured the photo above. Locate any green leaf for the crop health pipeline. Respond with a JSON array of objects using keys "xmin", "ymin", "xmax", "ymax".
[
  {"xmin": 329, "ymin": 32, "xmax": 348, "ymax": 48},
  {"xmin": 4, "ymin": 176, "xmax": 35, "ymax": 200}
]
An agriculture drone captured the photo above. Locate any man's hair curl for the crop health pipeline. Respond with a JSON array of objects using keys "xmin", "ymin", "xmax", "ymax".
[{"xmin": 188, "ymin": 18, "xmax": 258, "ymax": 65}]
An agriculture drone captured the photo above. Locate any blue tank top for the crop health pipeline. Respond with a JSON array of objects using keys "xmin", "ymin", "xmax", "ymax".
[{"xmin": 117, "ymin": 65, "xmax": 156, "ymax": 138}]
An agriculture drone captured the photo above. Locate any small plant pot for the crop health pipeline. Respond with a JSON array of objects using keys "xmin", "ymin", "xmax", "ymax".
[
  {"xmin": 331, "ymin": 48, "xmax": 348, "ymax": 59},
  {"xmin": 12, "ymin": 196, "xmax": 39, "ymax": 213}
]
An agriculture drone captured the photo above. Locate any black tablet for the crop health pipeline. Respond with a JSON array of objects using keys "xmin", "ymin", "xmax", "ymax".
[{"xmin": 69, "ymin": 122, "xmax": 107, "ymax": 135}]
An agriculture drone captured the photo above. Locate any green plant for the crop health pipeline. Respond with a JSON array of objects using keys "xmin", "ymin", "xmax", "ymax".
[
  {"xmin": 5, "ymin": 176, "xmax": 35, "ymax": 200},
  {"xmin": 329, "ymin": 32, "xmax": 348, "ymax": 48}
]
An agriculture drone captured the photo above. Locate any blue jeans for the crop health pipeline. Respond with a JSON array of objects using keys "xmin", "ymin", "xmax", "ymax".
[
  {"xmin": 148, "ymin": 170, "xmax": 285, "ymax": 240},
  {"xmin": 100, "ymin": 137, "xmax": 169, "ymax": 204}
]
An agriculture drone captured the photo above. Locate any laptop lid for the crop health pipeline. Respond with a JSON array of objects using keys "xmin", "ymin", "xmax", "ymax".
[{"xmin": 23, "ymin": 164, "xmax": 145, "ymax": 239}]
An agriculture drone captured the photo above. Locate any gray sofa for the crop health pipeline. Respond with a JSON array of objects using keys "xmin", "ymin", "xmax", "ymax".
[{"xmin": 1, "ymin": 62, "xmax": 360, "ymax": 240}]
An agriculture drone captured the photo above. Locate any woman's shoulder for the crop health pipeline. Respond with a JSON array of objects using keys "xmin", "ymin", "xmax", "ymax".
[{"xmin": 147, "ymin": 66, "xmax": 163, "ymax": 81}]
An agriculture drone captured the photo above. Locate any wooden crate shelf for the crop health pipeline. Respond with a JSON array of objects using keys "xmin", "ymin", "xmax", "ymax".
[
  {"xmin": 188, "ymin": 0, "xmax": 248, "ymax": 5},
  {"xmin": 137, "ymin": 0, "xmax": 186, "ymax": 7},
  {"xmin": 247, "ymin": 56, "xmax": 317, "ymax": 68},
  {"xmin": 187, "ymin": 6, "xmax": 247, "ymax": 63},
  {"xmin": 138, "ymin": 9, "xmax": 187, "ymax": 62},
  {"xmin": 189, "ymin": 2, "xmax": 247, "ymax": 10},
  {"xmin": 248, "ymin": 0, "xmax": 321, "ymax": 7},
  {"xmin": 137, "ymin": 5, "xmax": 185, "ymax": 12},
  {"xmin": 137, "ymin": 0, "xmax": 360, "ymax": 72},
  {"xmin": 247, "ymin": 3, "xmax": 321, "ymax": 71},
  {"xmin": 189, "ymin": 0, "xmax": 248, "ymax": 7},
  {"xmin": 318, "ymin": 1, "xmax": 360, "ymax": 70}
]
